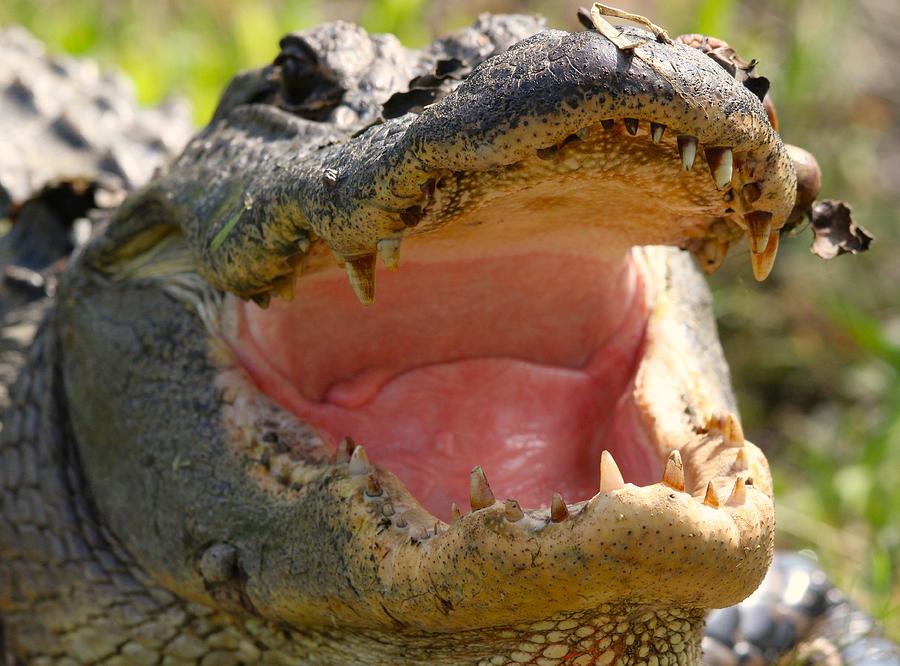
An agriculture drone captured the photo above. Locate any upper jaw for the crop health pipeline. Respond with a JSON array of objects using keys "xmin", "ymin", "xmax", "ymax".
[{"xmin": 167, "ymin": 26, "xmax": 796, "ymax": 304}]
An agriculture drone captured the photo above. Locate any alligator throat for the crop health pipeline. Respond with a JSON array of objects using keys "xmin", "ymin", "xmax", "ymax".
[{"xmin": 236, "ymin": 248, "xmax": 655, "ymax": 520}]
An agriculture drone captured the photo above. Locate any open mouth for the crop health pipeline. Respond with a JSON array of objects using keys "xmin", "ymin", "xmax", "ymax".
[
  {"xmin": 230, "ymin": 114, "xmax": 758, "ymax": 522},
  {"xmin": 81, "ymin": 20, "xmax": 802, "ymax": 635},
  {"xmin": 217, "ymin": 102, "xmax": 781, "ymax": 623}
]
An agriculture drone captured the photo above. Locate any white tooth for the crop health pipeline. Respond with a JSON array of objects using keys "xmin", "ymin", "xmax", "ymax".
[
  {"xmin": 451, "ymin": 502, "xmax": 462, "ymax": 522},
  {"xmin": 348, "ymin": 445, "xmax": 370, "ymax": 475},
  {"xmin": 469, "ymin": 466, "xmax": 496, "ymax": 511},
  {"xmin": 376, "ymin": 238, "xmax": 401, "ymax": 271},
  {"xmin": 550, "ymin": 493, "xmax": 569, "ymax": 522},
  {"xmin": 751, "ymin": 230, "xmax": 780, "ymax": 281},
  {"xmin": 722, "ymin": 413, "xmax": 745, "ymax": 446},
  {"xmin": 504, "ymin": 499, "xmax": 524, "ymax": 522},
  {"xmin": 599, "ymin": 450, "xmax": 625, "ymax": 492},
  {"xmin": 678, "ymin": 136, "xmax": 697, "ymax": 170},
  {"xmin": 345, "ymin": 254, "xmax": 377, "ymax": 304},
  {"xmin": 703, "ymin": 481, "xmax": 720, "ymax": 508},
  {"xmin": 650, "ymin": 122, "xmax": 666, "ymax": 144},
  {"xmin": 705, "ymin": 147, "xmax": 734, "ymax": 189},
  {"xmin": 744, "ymin": 211, "xmax": 773, "ymax": 254},
  {"xmin": 662, "ymin": 450, "xmax": 685, "ymax": 492},
  {"xmin": 726, "ymin": 477, "xmax": 747, "ymax": 506}
]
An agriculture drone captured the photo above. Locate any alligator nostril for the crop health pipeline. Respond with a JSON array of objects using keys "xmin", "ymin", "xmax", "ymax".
[{"xmin": 199, "ymin": 543, "xmax": 238, "ymax": 584}]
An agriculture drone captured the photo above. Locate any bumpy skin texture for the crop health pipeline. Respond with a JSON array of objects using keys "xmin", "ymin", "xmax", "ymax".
[{"xmin": 1, "ymin": 15, "xmax": 898, "ymax": 666}]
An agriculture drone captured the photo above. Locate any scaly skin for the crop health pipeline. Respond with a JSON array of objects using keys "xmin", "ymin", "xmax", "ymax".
[{"xmin": 1, "ymin": 13, "xmax": 896, "ymax": 666}]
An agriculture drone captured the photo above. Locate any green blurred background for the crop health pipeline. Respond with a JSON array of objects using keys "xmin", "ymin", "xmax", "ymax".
[{"xmin": 2, "ymin": 0, "xmax": 897, "ymax": 637}]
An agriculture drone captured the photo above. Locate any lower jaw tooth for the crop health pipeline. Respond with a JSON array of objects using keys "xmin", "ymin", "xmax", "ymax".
[
  {"xmin": 504, "ymin": 499, "xmax": 524, "ymax": 522},
  {"xmin": 550, "ymin": 493, "xmax": 569, "ymax": 522},
  {"xmin": 703, "ymin": 481, "xmax": 720, "ymax": 508},
  {"xmin": 726, "ymin": 477, "xmax": 747, "ymax": 506},
  {"xmin": 469, "ymin": 466, "xmax": 496, "ymax": 511},
  {"xmin": 662, "ymin": 450, "xmax": 685, "ymax": 492},
  {"xmin": 450, "ymin": 502, "xmax": 462, "ymax": 522},
  {"xmin": 598, "ymin": 450, "xmax": 626, "ymax": 492}
]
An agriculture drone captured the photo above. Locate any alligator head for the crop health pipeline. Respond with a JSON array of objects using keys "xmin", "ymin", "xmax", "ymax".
[{"xmin": 48, "ymin": 11, "xmax": 836, "ymax": 665}]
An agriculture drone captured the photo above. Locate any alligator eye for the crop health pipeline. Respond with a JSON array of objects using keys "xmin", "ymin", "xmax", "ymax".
[
  {"xmin": 274, "ymin": 37, "xmax": 320, "ymax": 106},
  {"xmin": 272, "ymin": 35, "xmax": 344, "ymax": 120}
]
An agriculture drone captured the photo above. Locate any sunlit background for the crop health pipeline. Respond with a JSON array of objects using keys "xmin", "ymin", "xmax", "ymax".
[{"xmin": 2, "ymin": 0, "xmax": 897, "ymax": 636}]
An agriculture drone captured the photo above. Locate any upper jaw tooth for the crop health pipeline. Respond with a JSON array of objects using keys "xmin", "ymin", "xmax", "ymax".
[
  {"xmin": 677, "ymin": 135, "xmax": 698, "ymax": 170},
  {"xmin": 345, "ymin": 254, "xmax": 377, "ymax": 304},
  {"xmin": 744, "ymin": 211, "xmax": 773, "ymax": 254},
  {"xmin": 704, "ymin": 146, "xmax": 734, "ymax": 189},
  {"xmin": 750, "ymin": 230, "xmax": 780, "ymax": 281}
]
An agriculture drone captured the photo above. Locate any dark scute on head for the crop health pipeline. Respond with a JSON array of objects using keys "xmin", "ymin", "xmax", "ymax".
[
  {"xmin": 271, "ymin": 34, "xmax": 345, "ymax": 121},
  {"xmin": 382, "ymin": 58, "xmax": 470, "ymax": 120}
]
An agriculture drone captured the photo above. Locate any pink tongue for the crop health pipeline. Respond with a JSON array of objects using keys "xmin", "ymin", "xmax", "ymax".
[{"xmin": 319, "ymin": 355, "xmax": 649, "ymax": 517}]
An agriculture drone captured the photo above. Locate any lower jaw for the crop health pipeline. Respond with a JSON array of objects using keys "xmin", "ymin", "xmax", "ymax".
[{"xmin": 232, "ymin": 249, "xmax": 662, "ymax": 520}]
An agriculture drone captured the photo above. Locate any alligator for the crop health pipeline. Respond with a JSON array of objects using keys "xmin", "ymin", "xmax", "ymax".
[{"xmin": 0, "ymin": 8, "xmax": 895, "ymax": 665}]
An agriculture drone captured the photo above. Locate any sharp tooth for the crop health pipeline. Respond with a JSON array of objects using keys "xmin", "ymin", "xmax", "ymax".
[
  {"xmin": 550, "ymin": 493, "xmax": 569, "ymax": 522},
  {"xmin": 348, "ymin": 444, "xmax": 370, "ymax": 475},
  {"xmin": 469, "ymin": 466, "xmax": 496, "ymax": 511},
  {"xmin": 599, "ymin": 450, "xmax": 626, "ymax": 492},
  {"xmin": 722, "ymin": 413, "xmax": 745, "ymax": 446},
  {"xmin": 744, "ymin": 211, "xmax": 773, "ymax": 254},
  {"xmin": 726, "ymin": 477, "xmax": 747, "ymax": 506},
  {"xmin": 662, "ymin": 450, "xmax": 685, "ymax": 492},
  {"xmin": 650, "ymin": 122, "xmax": 666, "ymax": 144},
  {"xmin": 365, "ymin": 474, "xmax": 383, "ymax": 497},
  {"xmin": 451, "ymin": 502, "xmax": 462, "ymax": 522},
  {"xmin": 376, "ymin": 238, "xmax": 401, "ymax": 271},
  {"xmin": 703, "ymin": 482, "xmax": 720, "ymax": 508},
  {"xmin": 250, "ymin": 292, "xmax": 271, "ymax": 309},
  {"xmin": 705, "ymin": 147, "xmax": 734, "ymax": 189},
  {"xmin": 601, "ymin": 119, "xmax": 615, "ymax": 130},
  {"xmin": 733, "ymin": 447, "xmax": 749, "ymax": 472},
  {"xmin": 750, "ymin": 230, "xmax": 780, "ymax": 281},
  {"xmin": 624, "ymin": 118, "xmax": 639, "ymax": 135},
  {"xmin": 345, "ymin": 254, "xmax": 377, "ymax": 304},
  {"xmin": 677, "ymin": 136, "xmax": 697, "ymax": 170},
  {"xmin": 504, "ymin": 499, "xmax": 524, "ymax": 522}
]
